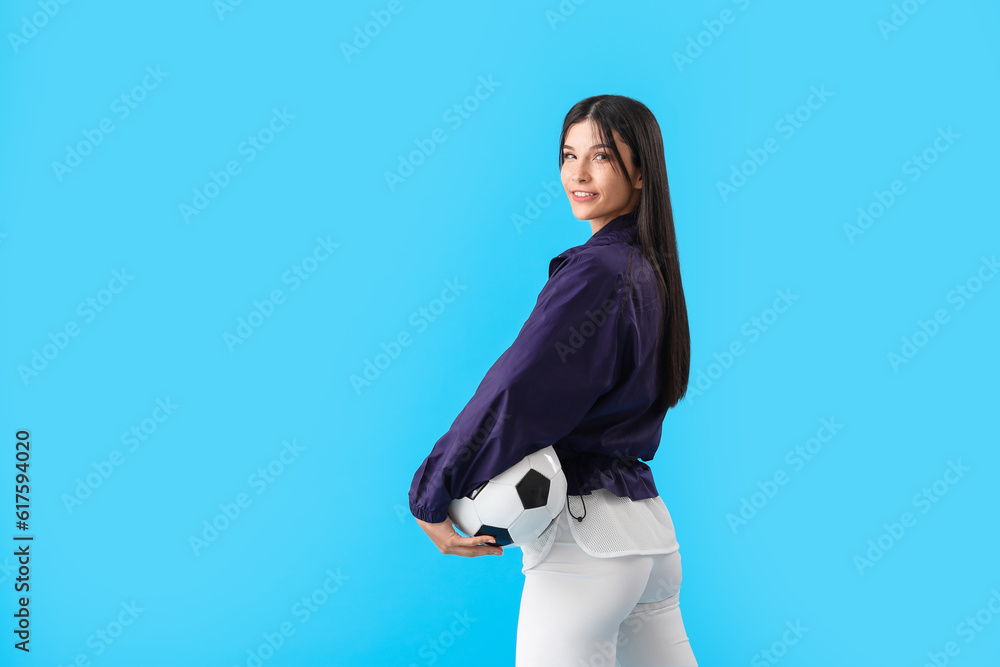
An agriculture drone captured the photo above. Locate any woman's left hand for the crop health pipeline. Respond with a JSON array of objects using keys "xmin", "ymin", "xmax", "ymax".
[{"xmin": 415, "ymin": 517, "xmax": 504, "ymax": 557}]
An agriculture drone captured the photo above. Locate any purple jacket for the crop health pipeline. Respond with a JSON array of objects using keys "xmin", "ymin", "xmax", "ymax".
[{"xmin": 408, "ymin": 209, "xmax": 669, "ymax": 523}]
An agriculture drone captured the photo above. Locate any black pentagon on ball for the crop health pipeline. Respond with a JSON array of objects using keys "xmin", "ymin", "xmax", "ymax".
[
  {"xmin": 516, "ymin": 469, "xmax": 550, "ymax": 509},
  {"xmin": 476, "ymin": 526, "xmax": 512, "ymax": 546}
]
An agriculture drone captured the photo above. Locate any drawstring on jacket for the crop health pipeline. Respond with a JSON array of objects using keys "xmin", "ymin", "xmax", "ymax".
[
  {"xmin": 568, "ymin": 492, "xmax": 587, "ymax": 522},
  {"xmin": 566, "ymin": 465, "xmax": 587, "ymax": 521},
  {"xmin": 566, "ymin": 455, "xmax": 642, "ymax": 522}
]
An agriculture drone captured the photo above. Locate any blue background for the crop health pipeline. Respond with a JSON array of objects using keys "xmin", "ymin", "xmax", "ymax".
[{"xmin": 1, "ymin": 0, "xmax": 998, "ymax": 665}]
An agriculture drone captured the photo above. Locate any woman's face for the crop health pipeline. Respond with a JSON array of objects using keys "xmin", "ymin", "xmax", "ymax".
[{"xmin": 561, "ymin": 119, "xmax": 642, "ymax": 232}]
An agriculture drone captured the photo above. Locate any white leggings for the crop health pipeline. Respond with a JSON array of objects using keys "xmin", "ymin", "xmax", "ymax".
[{"xmin": 516, "ymin": 510, "xmax": 698, "ymax": 667}]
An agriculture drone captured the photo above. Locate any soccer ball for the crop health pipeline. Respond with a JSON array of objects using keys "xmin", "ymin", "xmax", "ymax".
[{"xmin": 448, "ymin": 445, "xmax": 567, "ymax": 548}]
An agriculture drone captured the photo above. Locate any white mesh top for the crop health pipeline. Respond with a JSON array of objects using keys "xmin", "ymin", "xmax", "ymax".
[{"xmin": 519, "ymin": 487, "xmax": 680, "ymax": 573}]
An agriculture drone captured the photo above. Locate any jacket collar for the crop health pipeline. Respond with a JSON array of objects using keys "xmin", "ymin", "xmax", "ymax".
[
  {"xmin": 584, "ymin": 208, "xmax": 639, "ymax": 247},
  {"xmin": 548, "ymin": 208, "xmax": 639, "ymax": 277}
]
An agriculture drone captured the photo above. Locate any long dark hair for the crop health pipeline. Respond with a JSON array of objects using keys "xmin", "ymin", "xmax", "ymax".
[{"xmin": 558, "ymin": 95, "xmax": 690, "ymax": 410}]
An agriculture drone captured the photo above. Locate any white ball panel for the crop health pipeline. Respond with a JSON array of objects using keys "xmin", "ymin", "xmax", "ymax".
[
  {"xmin": 509, "ymin": 506, "xmax": 557, "ymax": 544},
  {"xmin": 475, "ymin": 483, "xmax": 525, "ymax": 527},
  {"xmin": 528, "ymin": 446, "xmax": 562, "ymax": 478},
  {"xmin": 448, "ymin": 497, "xmax": 482, "ymax": 537},
  {"xmin": 545, "ymin": 470, "xmax": 568, "ymax": 516}
]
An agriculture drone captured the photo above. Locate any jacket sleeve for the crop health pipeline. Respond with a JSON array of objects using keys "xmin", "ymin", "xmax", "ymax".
[{"xmin": 408, "ymin": 250, "xmax": 625, "ymax": 523}]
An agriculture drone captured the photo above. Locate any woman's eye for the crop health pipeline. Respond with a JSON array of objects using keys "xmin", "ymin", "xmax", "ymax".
[{"xmin": 562, "ymin": 152, "xmax": 607, "ymax": 160}]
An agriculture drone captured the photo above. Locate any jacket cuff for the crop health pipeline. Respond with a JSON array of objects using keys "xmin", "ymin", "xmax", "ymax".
[{"xmin": 409, "ymin": 501, "xmax": 450, "ymax": 524}]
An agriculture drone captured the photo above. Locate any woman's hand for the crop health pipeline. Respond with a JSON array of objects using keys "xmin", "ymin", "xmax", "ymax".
[{"xmin": 415, "ymin": 516, "xmax": 504, "ymax": 557}]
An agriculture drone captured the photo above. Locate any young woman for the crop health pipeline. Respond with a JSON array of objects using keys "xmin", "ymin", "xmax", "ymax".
[{"xmin": 409, "ymin": 94, "xmax": 697, "ymax": 666}]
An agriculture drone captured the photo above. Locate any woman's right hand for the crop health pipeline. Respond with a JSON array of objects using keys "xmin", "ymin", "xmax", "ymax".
[{"xmin": 414, "ymin": 516, "xmax": 504, "ymax": 557}]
